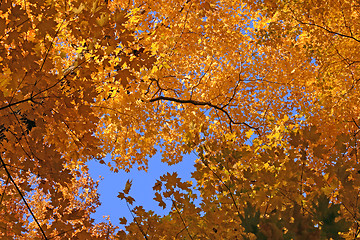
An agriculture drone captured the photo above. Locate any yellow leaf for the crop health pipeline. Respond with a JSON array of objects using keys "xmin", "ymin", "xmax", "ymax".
[{"xmin": 246, "ymin": 129, "xmax": 254, "ymax": 139}]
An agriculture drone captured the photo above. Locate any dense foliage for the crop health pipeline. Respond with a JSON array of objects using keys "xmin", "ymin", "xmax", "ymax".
[{"xmin": 1, "ymin": 0, "xmax": 360, "ymax": 238}]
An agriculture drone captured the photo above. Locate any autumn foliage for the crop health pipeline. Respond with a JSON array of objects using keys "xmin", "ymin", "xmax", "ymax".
[{"xmin": 1, "ymin": 0, "xmax": 360, "ymax": 239}]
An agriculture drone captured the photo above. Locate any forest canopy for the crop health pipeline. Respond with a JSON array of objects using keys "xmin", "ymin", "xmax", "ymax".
[{"xmin": 1, "ymin": 0, "xmax": 360, "ymax": 239}]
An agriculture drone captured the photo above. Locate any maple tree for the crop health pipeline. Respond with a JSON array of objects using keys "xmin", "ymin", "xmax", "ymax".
[{"xmin": 1, "ymin": 0, "xmax": 360, "ymax": 239}]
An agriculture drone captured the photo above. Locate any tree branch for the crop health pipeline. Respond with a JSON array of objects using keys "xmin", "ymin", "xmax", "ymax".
[
  {"xmin": 171, "ymin": 197, "xmax": 194, "ymax": 240},
  {"xmin": 199, "ymin": 157, "xmax": 242, "ymax": 223},
  {"xmin": 0, "ymin": 156, "xmax": 48, "ymax": 240},
  {"xmin": 126, "ymin": 202, "xmax": 149, "ymax": 240},
  {"xmin": 0, "ymin": 59, "xmax": 87, "ymax": 112},
  {"xmin": 288, "ymin": 7, "xmax": 360, "ymax": 43},
  {"xmin": 148, "ymin": 96, "xmax": 259, "ymax": 133}
]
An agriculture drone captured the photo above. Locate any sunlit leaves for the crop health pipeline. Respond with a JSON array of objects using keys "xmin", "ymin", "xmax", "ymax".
[
  {"xmin": 0, "ymin": 0, "xmax": 154, "ymax": 238},
  {"xmin": 3, "ymin": 0, "xmax": 360, "ymax": 238}
]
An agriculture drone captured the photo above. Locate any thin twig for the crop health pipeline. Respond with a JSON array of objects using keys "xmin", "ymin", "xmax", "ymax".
[
  {"xmin": 171, "ymin": 197, "xmax": 194, "ymax": 240},
  {"xmin": 199, "ymin": 157, "xmax": 242, "ymax": 222},
  {"xmin": 0, "ymin": 156, "xmax": 48, "ymax": 239},
  {"xmin": 0, "ymin": 175, "xmax": 9, "ymax": 207},
  {"xmin": 0, "ymin": 59, "xmax": 87, "ymax": 112},
  {"xmin": 289, "ymin": 7, "xmax": 360, "ymax": 43},
  {"xmin": 126, "ymin": 202, "xmax": 149, "ymax": 240}
]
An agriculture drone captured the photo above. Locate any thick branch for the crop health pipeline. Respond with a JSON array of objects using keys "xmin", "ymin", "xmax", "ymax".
[{"xmin": 148, "ymin": 96, "xmax": 259, "ymax": 132}]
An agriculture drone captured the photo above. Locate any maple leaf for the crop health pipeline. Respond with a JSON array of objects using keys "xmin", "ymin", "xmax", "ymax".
[
  {"xmin": 3, "ymin": 0, "xmax": 360, "ymax": 238},
  {"xmin": 124, "ymin": 179, "xmax": 133, "ymax": 195},
  {"xmin": 125, "ymin": 196, "xmax": 135, "ymax": 205},
  {"xmin": 154, "ymin": 192, "xmax": 167, "ymax": 209},
  {"xmin": 119, "ymin": 217, "xmax": 127, "ymax": 225},
  {"xmin": 153, "ymin": 180, "xmax": 162, "ymax": 191}
]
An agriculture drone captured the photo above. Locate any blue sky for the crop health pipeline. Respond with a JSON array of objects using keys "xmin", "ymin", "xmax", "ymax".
[{"xmin": 87, "ymin": 150, "xmax": 197, "ymax": 229}]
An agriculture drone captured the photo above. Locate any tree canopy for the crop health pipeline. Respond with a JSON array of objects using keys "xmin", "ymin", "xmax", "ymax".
[{"xmin": 1, "ymin": 0, "xmax": 360, "ymax": 239}]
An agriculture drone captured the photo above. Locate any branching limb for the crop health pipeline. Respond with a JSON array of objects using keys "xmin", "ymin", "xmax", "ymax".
[
  {"xmin": 0, "ymin": 59, "xmax": 87, "ymax": 112},
  {"xmin": 149, "ymin": 96, "xmax": 260, "ymax": 134},
  {"xmin": 288, "ymin": 7, "xmax": 360, "ymax": 43}
]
